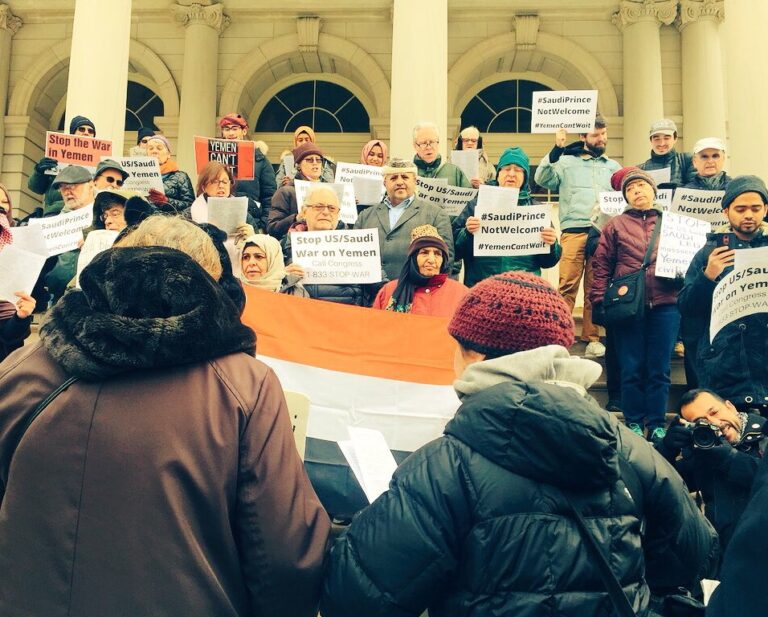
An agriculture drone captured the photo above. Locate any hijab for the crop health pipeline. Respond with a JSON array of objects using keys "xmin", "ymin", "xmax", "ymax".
[
  {"xmin": 360, "ymin": 140, "xmax": 388, "ymax": 165},
  {"xmin": 236, "ymin": 234, "xmax": 285, "ymax": 292}
]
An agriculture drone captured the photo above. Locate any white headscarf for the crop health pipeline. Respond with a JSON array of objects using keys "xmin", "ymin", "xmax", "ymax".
[{"xmin": 236, "ymin": 234, "xmax": 285, "ymax": 292}]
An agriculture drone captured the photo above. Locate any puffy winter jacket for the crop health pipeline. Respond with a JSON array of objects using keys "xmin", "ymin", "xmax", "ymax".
[
  {"xmin": 638, "ymin": 149, "xmax": 695, "ymax": 189},
  {"xmin": 683, "ymin": 172, "xmax": 731, "ymax": 192},
  {"xmin": 321, "ymin": 357, "xmax": 717, "ymax": 617},
  {"xmin": 159, "ymin": 170, "xmax": 195, "ymax": 214}
]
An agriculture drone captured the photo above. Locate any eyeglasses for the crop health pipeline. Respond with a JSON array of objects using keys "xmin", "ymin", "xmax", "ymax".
[
  {"xmin": 415, "ymin": 140, "xmax": 439, "ymax": 149},
  {"xmin": 77, "ymin": 127, "xmax": 95, "ymax": 136},
  {"xmin": 305, "ymin": 203, "xmax": 339, "ymax": 213},
  {"xmin": 101, "ymin": 209, "xmax": 124, "ymax": 221},
  {"xmin": 301, "ymin": 156, "xmax": 323, "ymax": 164},
  {"xmin": 102, "ymin": 175, "xmax": 124, "ymax": 187},
  {"xmin": 209, "ymin": 178, "xmax": 231, "ymax": 185}
]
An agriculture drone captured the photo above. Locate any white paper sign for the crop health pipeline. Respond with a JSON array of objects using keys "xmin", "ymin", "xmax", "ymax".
[
  {"xmin": 655, "ymin": 213, "xmax": 711, "ymax": 278},
  {"xmin": 531, "ymin": 90, "xmax": 598, "ymax": 133},
  {"xmin": 0, "ymin": 244, "xmax": 48, "ymax": 302},
  {"xmin": 282, "ymin": 154, "xmax": 295, "ymax": 178},
  {"xmin": 671, "ymin": 189, "xmax": 727, "ymax": 226},
  {"xmin": 710, "ymin": 265, "xmax": 768, "ymax": 342},
  {"xmin": 9, "ymin": 225, "xmax": 48, "ymax": 256},
  {"xmin": 75, "ymin": 229, "xmax": 119, "ymax": 286},
  {"xmin": 735, "ymin": 246, "xmax": 768, "ymax": 271},
  {"xmin": 294, "ymin": 180, "xmax": 357, "ymax": 225},
  {"xmin": 105, "ymin": 156, "xmax": 164, "ymax": 195},
  {"xmin": 477, "ymin": 184, "xmax": 520, "ymax": 209},
  {"xmin": 657, "ymin": 189, "xmax": 673, "ymax": 210},
  {"xmin": 28, "ymin": 205, "xmax": 94, "ymax": 256},
  {"xmin": 473, "ymin": 203, "xmax": 551, "ymax": 257},
  {"xmin": 291, "ymin": 229, "xmax": 382, "ymax": 284},
  {"xmin": 416, "ymin": 177, "xmax": 478, "ymax": 217},
  {"xmin": 450, "ymin": 149, "xmax": 479, "ymax": 181},
  {"xmin": 645, "ymin": 167, "xmax": 671, "ymax": 185},
  {"xmin": 599, "ymin": 191, "xmax": 627, "ymax": 216},
  {"xmin": 206, "ymin": 196, "xmax": 248, "ymax": 234},
  {"xmin": 334, "ymin": 161, "xmax": 385, "ymax": 205},
  {"xmin": 338, "ymin": 427, "xmax": 398, "ymax": 504}
]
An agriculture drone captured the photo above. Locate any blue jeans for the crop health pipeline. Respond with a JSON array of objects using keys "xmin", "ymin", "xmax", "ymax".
[{"xmin": 614, "ymin": 304, "xmax": 680, "ymax": 429}]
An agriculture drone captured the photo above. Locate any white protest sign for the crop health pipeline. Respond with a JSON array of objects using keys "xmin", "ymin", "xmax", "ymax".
[
  {"xmin": 334, "ymin": 161, "xmax": 385, "ymax": 205},
  {"xmin": 450, "ymin": 149, "xmax": 479, "ymax": 181},
  {"xmin": 294, "ymin": 180, "xmax": 357, "ymax": 225},
  {"xmin": 657, "ymin": 189, "xmax": 673, "ymax": 210},
  {"xmin": 477, "ymin": 184, "xmax": 519, "ymax": 209},
  {"xmin": 416, "ymin": 177, "xmax": 478, "ymax": 217},
  {"xmin": 291, "ymin": 229, "xmax": 381, "ymax": 284},
  {"xmin": 599, "ymin": 192, "xmax": 627, "ymax": 216},
  {"xmin": 0, "ymin": 244, "xmax": 48, "ymax": 302},
  {"xmin": 106, "ymin": 156, "xmax": 164, "ymax": 195},
  {"xmin": 474, "ymin": 203, "xmax": 551, "ymax": 257},
  {"xmin": 735, "ymin": 246, "xmax": 768, "ymax": 271},
  {"xmin": 206, "ymin": 196, "xmax": 249, "ymax": 234},
  {"xmin": 28, "ymin": 205, "xmax": 93, "ymax": 256},
  {"xmin": 655, "ymin": 213, "xmax": 711, "ymax": 279},
  {"xmin": 75, "ymin": 229, "xmax": 119, "ymax": 287},
  {"xmin": 645, "ymin": 167, "xmax": 671, "ymax": 186},
  {"xmin": 710, "ymin": 265, "xmax": 768, "ymax": 342},
  {"xmin": 338, "ymin": 427, "xmax": 398, "ymax": 504},
  {"xmin": 531, "ymin": 90, "xmax": 598, "ymax": 133},
  {"xmin": 9, "ymin": 225, "xmax": 48, "ymax": 256},
  {"xmin": 671, "ymin": 189, "xmax": 727, "ymax": 226},
  {"xmin": 283, "ymin": 154, "xmax": 295, "ymax": 178}
]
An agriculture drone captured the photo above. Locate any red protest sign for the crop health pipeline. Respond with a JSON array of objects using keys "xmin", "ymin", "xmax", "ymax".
[
  {"xmin": 194, "ymin": 136, "xmax": 255, "ymax": 180},
  {"xmin": 45, "ymin": 131, "xmax": 112, "ymax": 169}
]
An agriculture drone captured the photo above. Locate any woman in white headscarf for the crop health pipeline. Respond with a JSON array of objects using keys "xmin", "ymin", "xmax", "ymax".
[{"xmin": 237, "ymin": 234, "xmax": 308, "ymax": 297}]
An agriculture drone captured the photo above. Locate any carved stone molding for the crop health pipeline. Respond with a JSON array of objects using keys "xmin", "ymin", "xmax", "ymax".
[
  {"xmin": 677, "ymin": 0, "xmax": 725, "ymax": 30},
  {"xmin": 297, "ymin": 16, "xmax": 321, "ymax": 53},
  {"xmin": 0, "ymin": 5, "xmax": 22, "ymax": 36},
  {"xmin": 172, "ymin": 2, "xmax": 230, "ymax": 34},
  {"xmin": 612, "ymin": 0, "xmax": 677, "ymax": 31},
  {"xmin": 514, "ymin": 15, "xmax": 540, "ymax": 51}
]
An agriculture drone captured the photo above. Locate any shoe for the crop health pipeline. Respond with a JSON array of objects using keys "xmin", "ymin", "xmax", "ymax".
[
  {"xmin": 627, "ymin": 423, "xmax": 644, "ymax": 437},
  {"xmin": 584, "ymin": 341, "xmax": 606, "ymax": 358},
  {"xmin": 648, "ymin": 427, "xmax": 667, "ymax": 443},
  {"xmin": 605, "ymin": 400, "xmax": 622, "ymax": 412},
  {"xmin": 674, "ymin": 341, "xmax": 685, "ymax": 358}
]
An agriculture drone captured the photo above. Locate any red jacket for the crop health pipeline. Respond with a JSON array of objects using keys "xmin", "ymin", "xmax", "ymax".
[
  {"xmin": 590, "ymin": 207, "xmax": 679, "ymax": 308},
  {"xmin": 374, "ymin": 277, "xmax": 468, "ymax": 318}
]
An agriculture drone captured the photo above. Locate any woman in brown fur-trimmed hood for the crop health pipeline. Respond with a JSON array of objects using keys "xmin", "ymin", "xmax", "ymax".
[{"xmin": 0, "ymin": 246, "xmax": 329, "ymax": 617}]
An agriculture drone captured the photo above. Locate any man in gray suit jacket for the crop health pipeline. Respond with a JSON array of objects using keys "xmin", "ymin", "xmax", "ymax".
[{"xmin": 355, "ymin": 158, "xmax": 454, "ymax": 281}]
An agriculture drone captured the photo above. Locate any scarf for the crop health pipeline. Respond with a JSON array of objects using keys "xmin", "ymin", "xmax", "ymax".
[
  {"xmin": 386, "ymin": 239, "xmax": 450, "ymax": 313},
  {"xmin": 159, "ymin": 158, "xmax": 179, "ymax": 175},
  {"xmin": 0, "ymin": 212, "xmax": 12, "ymax": 249},
  {"xmin": 236, "ymin": 234, "xmax": 286, "ymax": 292}
]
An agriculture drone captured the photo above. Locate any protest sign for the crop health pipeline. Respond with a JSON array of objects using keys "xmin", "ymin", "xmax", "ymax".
[
  {"xmin": 291, "ymin": 229, "xmax": 382, "ymax": 284},
  {"xmin": 105, "ymin": 156, "xmax": 164, "ymax": 195},
  {"xmin": 335, "ymin": 161, "xmax": 385, "ymax": 205},
  {"xmin": 45, "ymin": 131, "xmax": 112, "ymax": 173},
  {"xmin": 657, "ymin": 189, "xmax": 673, "ymax": 210},
  {"xmin": 416, "ymin": 177, "xmax": 477, "ymax": 217},
  {"xmin": 710, "ymin": 265, "xmax": 768, "ymax": 342},
  {"xmin": 0, "ymin": 244, "xmax": 48, "ymax": 302},
  {"xmin": 735, "ymin": 246, "xmax": 768, "ymax": 271},
  {"xmin": 206, "ymin": 196, "xmax": 249, "ymax": 234},
  {"xmin": 450, "ymin": 149, "xmax": 479, "ymax": 181},
  {"xmin": 531, "ymin": 90, "xmax": 598, "ymax": 133},
  {"xmin": 282, "ymin": 154, "xmax": 295, "ymax": 178},
  {"xmin": 294, "ymin": 180, "xmax": 357, "ymax": 225},
  {"xmin": 473, "ymin": 202, "xmax": 550, "ymax": 257},
  {"xmin": 671, "ymin": 188, "xmax": 727, "ymax": 226},
  {"xmin": 655, "ymin": 213, "xmax": 711, "ymax": 278},
  {"xmin": 599, "ymin": 191, "xmax": 627, "ymax": 216},
  {"xmin": 477, "ymin": 184, "xmax": 519, "ymax": 209},
  {"xmin": 645, "ymin": 167, "xmax": 671, "ymax": 185},
  {"xmin": 75, "ymin": 229, "xmax": 119, "ymax": 287},
  {"xmin": 194, "ymin": 136, "xmax": 255, "ymax": 180},
  {"xmin": 28, "ymin": 205, "xmax": 93, "ymax": 256}
]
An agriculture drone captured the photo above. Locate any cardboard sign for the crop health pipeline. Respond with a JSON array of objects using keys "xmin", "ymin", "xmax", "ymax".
[
  {"xmin": 106, "ymin": 156, "xmax": 164, "ymax": 195},
  {"xmin": 416, "ymin": 177, "xmax": 477, "ymax": 217},
  {"xmin": 531, "ymin": 90, "xmax": 598, "ymax": 133},
  {"xmin": 335, "ymin": 162, "xmax": 385, "ymax": 205},
  {"xmin": 290, "ymin": 229, "xmax": 382, "ymax": 284},
  {"xmin": 294, "ymin": 180, "xmax": 357, "ymax": 225},
  {"xmin": 710, "ymin": 265, "xmax": 768, "ymax": 342},
  {"xmin": 655, "ymin": 213, "xmax": 711, "ymax": 279},
  {"xmin": 45, "ymin": 131, "xmax": 112, "ymax": 172},
  {"xmin": 194, "ymin": 136, "xmax": 255, "ymax": 180},
  {"xmin": 450, "ymin": 149, "xmax": 479, "ymax": 181},
  {"xmin": 670, "ymin": 188, "xmax": 727, "ymax": 226},
  {"xmin": 28, "ymin": 205, "xmax": 94, "ymax": 256},
  {"xmin": 473, "ymin": 202, "xmax": 550, "ymax": 257}
]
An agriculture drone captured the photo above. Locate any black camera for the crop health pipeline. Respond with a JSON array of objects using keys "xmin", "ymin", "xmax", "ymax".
[{"xmin": 690, "ymin": 419, "xmax": 724, "ymax": 450}]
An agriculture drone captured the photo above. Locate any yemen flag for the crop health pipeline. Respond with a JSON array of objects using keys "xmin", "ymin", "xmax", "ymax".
[{"xmin": 242, "ymin": 286, "xmax": 461, "ymax": 516}]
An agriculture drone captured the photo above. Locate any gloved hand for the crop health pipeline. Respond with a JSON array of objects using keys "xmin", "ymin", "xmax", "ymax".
[
  {"xmin": 35, "ymin": 157, "xmax": 59, "ymax": 173},
  {"xmin": 663, "ymin": 422, "xmax": 693, "ymax": 455},
  {"xmin": 147, "ymin": 188, "xmax": 169, "ymax": 206},
  {"xmin": 694, "ymin": 443, "xmax": 737, "ymax": 471},
  {"xmin": 592, "ymin": 302, "xmax": 605, "ymax": 327}
]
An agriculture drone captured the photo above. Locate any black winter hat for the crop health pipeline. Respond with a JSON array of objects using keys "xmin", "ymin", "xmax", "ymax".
[
  {"xmin": 722, "ymin": 175, "xmax": 768, "ymax": 210},
  {"xmin": 137, "ymin": 127, "xmax": 155, "ymax": 144},
  {"xmin": 69, "ymin": 115, "xmax": 96, "ymax": 135}
]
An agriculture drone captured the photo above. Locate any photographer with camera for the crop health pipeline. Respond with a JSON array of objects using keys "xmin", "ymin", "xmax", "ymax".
[{"xmin": 656, "ymin": 388, "xmax": 766, "ymax": 551}]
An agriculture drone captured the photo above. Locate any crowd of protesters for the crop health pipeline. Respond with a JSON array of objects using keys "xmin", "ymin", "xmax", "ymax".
[{"xmin": 0, "ymin": 107, "xmax": 767, "ymax": 616}]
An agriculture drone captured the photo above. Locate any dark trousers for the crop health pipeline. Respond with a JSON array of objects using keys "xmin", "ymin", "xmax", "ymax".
[
  {"xmin": 615, "ymin": 304, "xmax": 681, "ymax": 429},
  {"xmin": 605, "ymin": 326, "xmax": 621, "ymax": 403}
]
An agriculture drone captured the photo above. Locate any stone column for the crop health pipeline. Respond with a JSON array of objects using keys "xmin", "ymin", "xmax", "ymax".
[
  {"xmin": 173, "ymin": 1, "xmax": 229, "ymax": 179},
  {"xmin": 0, "ymin": 6, "xmax": 21, "ymax": 175},
  {"xmin": 389, "ymin": 0, "xmax": 448, "ymax": 160},
  {"xmin": 678, "ymin": 0, "xmax": 726, "ymax": 148},
  {"xmin": 613, "ymin": 1, "xmax": 676, "ymax": 166},
  {"xmin": 722, "ymin": 0, "xmax": 768, "ymax": 176},
  {"xmin": 65, "ymin": 0, "xmax": 132, "ymax": 154}
]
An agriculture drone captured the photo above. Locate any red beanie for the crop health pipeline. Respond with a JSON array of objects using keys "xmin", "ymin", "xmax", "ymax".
[
  {"xmin": 219, "ymin": 113, "xmax": 248, "ymax": 129},
  {"xmin": 610, "ymin": 166, "xmax": 639, "ymax": 192},
  {"xmin": 448, "ymin": 271, "xmax": 575, "ymax": 356}
]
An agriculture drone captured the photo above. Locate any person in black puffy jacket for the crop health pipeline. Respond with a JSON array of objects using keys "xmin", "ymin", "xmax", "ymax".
[{"xmin": 321, "ymin": 271, "xmax": 718, "ymax": 617}]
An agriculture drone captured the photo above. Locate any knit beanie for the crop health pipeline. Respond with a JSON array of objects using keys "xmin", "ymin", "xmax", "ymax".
[
  {"xmin": 69, "ymin": 115, "xmax": 96, "ymax": 135},
  {"xmin": 136, "ymin": 127, "xmax": 155, "ymax": 144},
  {"xmin": 147, "ymin": 134, "xmax": 172, "ymax": 154},
  {"xmin": 219, "ymin": 113, "xmax": 248, "ymax": 130},
  {"xmin": 621, "ymin": 168, "xmax": 657, "ymax": 202},
  {"xmin": 408, "ymin": 224, "xmax": 449, "ymax": 264},
  {"xmin": 496, "ymin": 146, "xmax": 529, "ymax": 177},
  {"xmin": 721, "ymin": 175, "xmax": 768, "ymax": 209},
  {"xmin": 293, "ymin": 142, "xmax": 324, "ymax": 165},
  {"xmin": 611, "ymin": 166, "xmax": 639, "ymax": 192},
  {"xmin": 448, "ymin": 271, "xmax": 574, "ymax": 357}
]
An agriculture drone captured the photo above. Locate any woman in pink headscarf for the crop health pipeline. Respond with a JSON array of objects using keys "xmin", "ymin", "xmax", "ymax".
[
  {"xmin": 360, "ymin": 140, "xmax": 388, "ymax": 167},
  {"xmin": 0, "ymin": 182, "xmax": 36, "ymax": 362}
]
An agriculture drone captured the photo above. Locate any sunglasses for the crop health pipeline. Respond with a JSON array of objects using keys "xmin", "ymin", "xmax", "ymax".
[{"xmin": 102, "ymin": 175, "xmax": 124, "ymax": 187}]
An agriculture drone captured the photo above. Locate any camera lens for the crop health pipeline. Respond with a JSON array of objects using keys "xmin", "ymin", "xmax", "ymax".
[{"xmin": 692, "ymin": 421, "xmax": 721, "ymax": 449}]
